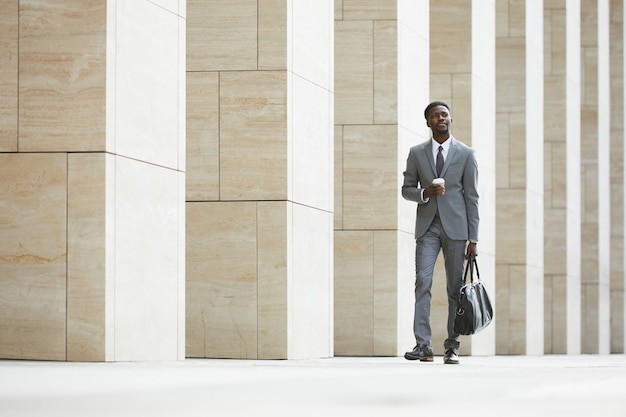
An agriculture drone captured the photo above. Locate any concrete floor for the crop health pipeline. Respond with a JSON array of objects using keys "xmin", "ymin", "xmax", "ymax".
[{"xmin": 1, "ymin": 354, "xmax": 625, "ymax": 417}]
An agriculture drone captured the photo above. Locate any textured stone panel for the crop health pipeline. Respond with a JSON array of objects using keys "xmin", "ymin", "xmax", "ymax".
[
  {"xmin": 334, "ymin": 231, "xmax": 374, "ymax": 356},
  {"xmin": 334, "ymin": 125, "xmax": 344, "ymax": 230},
  {"xmin": 495, "ymin": 37, "xmax": 526, "ymax": 113},
  {"xmin": 342, "ymin": 0, "xmax": 397, "ymax": 20},
  {"xmin": 219, "ymin": 71, "xmax": 288, "ymax": 201},
  {"xmin": 507, "ymin": 112, "xmax": 528, "ymax": 189},
  {"xmin": 0, "ymin": 1, "xmax": 17, "ymax": 151},
  {"xmin": 374, "ymin": 20, "xmax": 397, "ymax": 124},
  {"xmin": 67, "ymin": 153, "xmax": 108, "ymax": 362},
  {"xmin": 0, "ymin": 153, "xmax": 67, "ymax": 360},
  {"xmin": 373, "ymin": 231, "xmax": 397, "ymax": 356},
  {"xmin": 496, "ymin": 189, "xmax": 526, "ymax": 264},
  {"xmin": 186, "ymin": 72, "xmax": 219, "ymax": 201},
  {"xmin": 187, "ymin": 0, "xmax": 257, "ymax": 71},
  {"xmin": 186, "ymin": 202, "xmax": 258, "ymax": 359},
  {"xmin": 335, "ymin": 0, "xmax": 343, "ymax": 20},
  {"xmin": 257, "ymin": 201, "xmax": 289, "ymax": 359},
  {"xmin": 335, "ymin": 20, "xmax": 373, "ymax": 125},
  {"xmin": 18, "ymin": 0, "xmax": 106, "ymax": 152},
  {"xmin": 258, "ymin": 0, "xmax": 287, "ymax": 70},
  {"xmin": 343, "ymin": 125, "xmax": 397, "ymax": 230},
  {"xmin": 430, "ymin": 1, "xmax": 472, "ymax": 74}
]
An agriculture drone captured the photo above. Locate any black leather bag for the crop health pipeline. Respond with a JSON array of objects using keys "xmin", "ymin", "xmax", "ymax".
[{"xmin": 454, "ymin": 255, "xmax": 493, "ymax": 336}]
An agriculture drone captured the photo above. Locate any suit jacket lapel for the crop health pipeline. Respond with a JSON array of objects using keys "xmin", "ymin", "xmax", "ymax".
[{"xmin": 424, "ymin": 142, "xmax": 437, "ymax": 176}]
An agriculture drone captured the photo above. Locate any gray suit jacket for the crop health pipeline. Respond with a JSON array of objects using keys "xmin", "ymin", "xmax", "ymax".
[{"xmin": 402, "ymin": 137, "xmax": 479, "ymax": 241}]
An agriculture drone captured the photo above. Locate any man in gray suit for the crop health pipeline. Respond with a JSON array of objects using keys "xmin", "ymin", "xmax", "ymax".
[{"xmin": 401, "ymin": 101, "xmax": 479, "ymax": 364}]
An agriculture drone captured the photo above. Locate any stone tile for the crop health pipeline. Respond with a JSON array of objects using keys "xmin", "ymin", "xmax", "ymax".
[
  {"xmin": 544, "ymin": 209, "xmax": 567, "ymax": 274},
  {"xmin": 0, "ymin": 1, "xmax": 17, "ymax": 151},
  {"xmin": 495, "ymin": 264, "xmax": 510, "ymax": 354},
  {"xmin": 507, "ymin": 0, "xmax": 526, "ymax": 38},
  {"xmin": 0, "ymin": 153, "xmax": 67, "ymax": 360},
  {"xmin": 186, "ymin": 72, "xmax": 219, "ymax": 201},
  {"xmin": 507, "ymin": 112, "xmax": 528, "ymax": 189},
  {"xmin": 342, "ymin": 0, "xmax": 396, "ymax": 20},
  {"xmin": 495, "ymin": 117, "xmax": 510, "ymax": 189},
  {"xmin": 373, "ymin": 231, "xmax": 397, "ymax": 356},
  {"xmin": 334, "ymin": 231, "xmax": 374, "ymax": 356},
  {"xmin": 495, "ymin": 0, "xmax": 509, "ymax": 37},
  {"xmin": 342, "ymin": 125, "xmax": 397, "ymax": 230},
  {"xmin": 335, "ymin": 20, "xmax": 373, "ymax": 125},
  {"xmin": 257, "ymin": 201, "xmax": 289, "ymax": 359},
  {"xmin": 67, "ymin": 153, "xmax": 108, "ymax": 362},
  {"xmin": 186, "ymin": 201, "xmax": 258, "ymax": 359},
  {"xmin": 187, "ymin": 0, "xmax": 257, "ymax": 71},
  {"xmin": 449, "ymin": 73, "xmax": 472, "ymax": 142},
  {"xmin": 430, "ymin": 2, "xmax": 472, "ymax": 74},
  {"xmin": 495, "ymin": 190, "xmax": 526, "ymax": 264},
  {"xmin": 549, "ymin": 142, "xmax": 567, "ymax": 208},
  {"xmin": 545, "ymin": 8, "xmax": 567, "ymax": 76},
  {"xmin": 334, "ymin": 125, "xmax": 344, "ymax": 230},
  {"xmin": 610, "ymin": 289, "xmax": 625, "ymax": 352},
  {"xmin": 258, "ymin": 0, "xmax": 286, "ymax": 70},
  {"xmin": 508, "ymin": 264, "xmax": 529, "ymax": 355},
  {"xmin": 335, "ymin": 0, "xmax": 343, "ymax": 20},
  {"xmin": 18, "ymin": 1, "xmax": 106, "ymax": 152},
  {"xmin": 581, "ymin": 283, "xmax": 599, "ymax": 353},
  {"xmin": 496, "ymin": 37, "xmax": 526, "ymax": 113},
  {"xmin": 374, "ymin": 20, "xmax": 397, "ymax": 124},
  {"xmin": 219, "ymin": 71, "xmax": 288, "ymax": 201}
]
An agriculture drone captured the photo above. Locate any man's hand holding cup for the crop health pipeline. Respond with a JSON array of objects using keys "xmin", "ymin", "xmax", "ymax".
[{"xmin": 426, "ymin": 178, "xmax": 445, "ymax": 198}]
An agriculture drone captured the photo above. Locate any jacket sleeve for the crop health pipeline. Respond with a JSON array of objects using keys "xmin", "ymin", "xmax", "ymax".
[
  {"xmin": 402, "ymin": 149, "xmax": 428, "ymax": 204},
  {"xmin": 462, "ymin": 149, "xmax": 480, "ymax": 241}
]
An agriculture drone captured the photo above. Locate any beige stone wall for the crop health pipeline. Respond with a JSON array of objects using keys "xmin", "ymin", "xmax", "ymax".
[
  {"xmin": 2, "ymin": 1, "xmax": 626, "ymax": 362},
  {"xmin": 0, "ymin": 1, "xmax": 186, "ymax": 361},
  {"xmin": 333, "ymin": 0, "xmax": 426, "ymax": 357},
  {"xmin": 496, "ymin": 0, "xmax": 545, "ymax": 355},
  {"xmin": 544, "ymin": 0, "xmax": 582, "ymax": 354},
  {"xmin": 186, "ymin": 0, "xmax": 334, "ymax": 359},
  {"xmin": 581, "ymin": 0, "xmax": 612, "ymax": 354}
]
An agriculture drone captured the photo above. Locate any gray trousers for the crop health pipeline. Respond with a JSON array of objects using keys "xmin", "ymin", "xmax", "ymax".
[{"xmin": 413, "ymin": 216, "xmax": 466, "ymax": 350}]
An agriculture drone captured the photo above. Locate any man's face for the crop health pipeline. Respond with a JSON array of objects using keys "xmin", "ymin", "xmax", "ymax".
[{"xmin": 426, "ymin": 105, "xmax": 452, "ymax": 135}]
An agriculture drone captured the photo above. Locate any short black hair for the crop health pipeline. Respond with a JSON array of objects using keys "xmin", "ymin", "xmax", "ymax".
[{"xmin": 424, "ymin": 101, "xmax": 450, "ymax": 120}]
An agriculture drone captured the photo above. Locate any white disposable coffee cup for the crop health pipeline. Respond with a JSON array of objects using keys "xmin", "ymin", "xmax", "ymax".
[{"xmin": 432, "ymin": 178, "xmax": 445, "ymax": 186}]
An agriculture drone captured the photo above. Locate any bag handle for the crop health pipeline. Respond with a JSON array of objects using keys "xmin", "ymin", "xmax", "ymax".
[{"xmin": 462, "ymin": 255, "xmax": 480, "ymax": 284}]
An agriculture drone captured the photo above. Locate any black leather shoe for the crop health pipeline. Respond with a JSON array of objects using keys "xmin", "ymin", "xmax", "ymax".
[
  {"xmin": 404, "ymin": 345, "xmax": 434, "ymax": 362},
  {"xmin": 443, "ymin": 348, "xmax": 459, "ymax": 364}
]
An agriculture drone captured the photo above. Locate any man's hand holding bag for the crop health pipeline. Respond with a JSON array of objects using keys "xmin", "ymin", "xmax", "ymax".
[{"xmin": 454, "ymin": 255, "xmax": 493, "ymax": 336}]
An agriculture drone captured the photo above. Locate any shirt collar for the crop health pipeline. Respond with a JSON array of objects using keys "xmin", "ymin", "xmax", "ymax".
[{"xmin": 432, "ymin": 137, "xmax": 452, "ymax": 154}]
